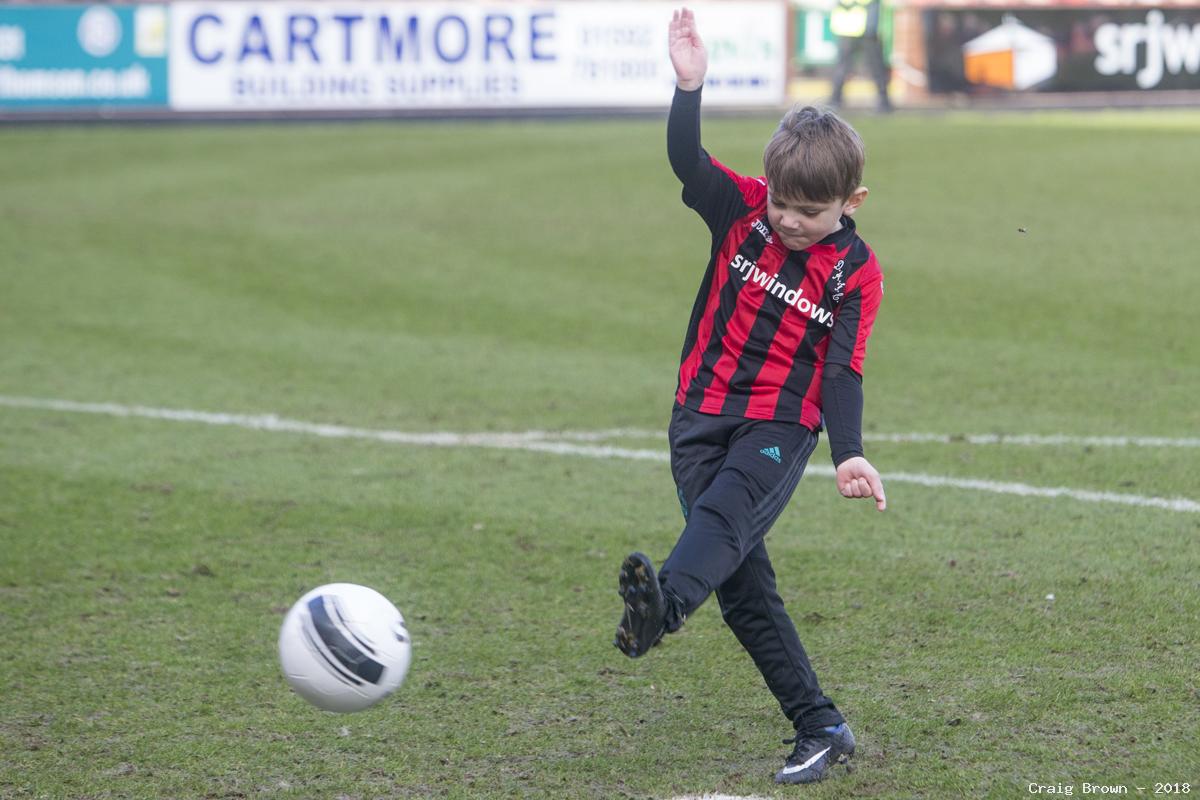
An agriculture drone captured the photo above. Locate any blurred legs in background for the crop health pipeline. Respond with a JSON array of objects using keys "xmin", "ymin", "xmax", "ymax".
[{"xmin": 829, "ymin": 35, "xmax": 892, "ymax": 112}]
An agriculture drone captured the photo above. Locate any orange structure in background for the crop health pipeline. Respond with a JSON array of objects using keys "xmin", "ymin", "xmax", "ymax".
[{"xmin": 964, "ymin": 50, "xmax": 1014, "ymax": 88}]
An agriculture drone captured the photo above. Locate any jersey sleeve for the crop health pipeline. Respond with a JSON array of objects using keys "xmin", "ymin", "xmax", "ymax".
[
  {"xmin": 667, "ymin": 86, "xmax": 760, "ymax": 237},
  {"xmin": 821, "ymin": 363, "xmax": 865, "ymax": 465},
  {"xmin": 824, "ymin": 257, "xmax": 883, "ymax": 375}
]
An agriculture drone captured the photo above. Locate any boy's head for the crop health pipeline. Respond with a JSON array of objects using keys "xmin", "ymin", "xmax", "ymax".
[{"xmin": 762, "ymin": 105, "xmax": 868, "ymax": 250}]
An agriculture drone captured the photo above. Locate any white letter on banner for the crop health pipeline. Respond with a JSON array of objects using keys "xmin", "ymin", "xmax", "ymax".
[
  {"xmin": 1159, "ymin": 16, "xmax": 1200, "ymax": 76},
  {"xmin": 1137, "ymin": 11, "xmax": 1164, "ymax": 87}
]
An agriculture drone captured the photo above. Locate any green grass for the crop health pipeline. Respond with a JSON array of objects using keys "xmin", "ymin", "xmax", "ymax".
[{"xmin": 2, "ymin": 110, "xmax": 1199, "ymax": 799}]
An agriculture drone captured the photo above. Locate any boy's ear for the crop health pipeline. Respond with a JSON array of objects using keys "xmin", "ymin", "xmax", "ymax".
[{"xmin": 842, "ymin": 186, "xmax": 869, "ymax": 216}]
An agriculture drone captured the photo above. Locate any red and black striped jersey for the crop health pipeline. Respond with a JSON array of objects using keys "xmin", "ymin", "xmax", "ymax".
[{"xmin": 668, "ymin": 91, "xmax": 884, "ymax": 430}]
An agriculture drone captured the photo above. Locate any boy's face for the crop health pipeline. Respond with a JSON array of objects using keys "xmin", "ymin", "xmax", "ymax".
[{"xmin": 767, "ymin": 187, "xmax": 868, "ymax": 251}]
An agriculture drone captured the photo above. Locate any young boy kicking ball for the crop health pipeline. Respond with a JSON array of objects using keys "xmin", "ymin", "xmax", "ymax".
[{"xmin": 614, "ymin": 7, "xmax": 888, "ymax": 785}]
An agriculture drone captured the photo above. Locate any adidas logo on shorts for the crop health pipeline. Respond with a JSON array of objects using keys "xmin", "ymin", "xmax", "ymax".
[{"xmin": 760, "ymin": 446, "xmax": 782, "ymax": 463}]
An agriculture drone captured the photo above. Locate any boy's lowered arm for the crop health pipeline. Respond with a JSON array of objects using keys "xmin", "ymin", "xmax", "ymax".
[
  {"xmin": 822, "ymin": 366, "xmax": 887, "ymax": 511},
  {"xmin": 821, "ymin": 364, "xmax": 865, "ymax": 466}
]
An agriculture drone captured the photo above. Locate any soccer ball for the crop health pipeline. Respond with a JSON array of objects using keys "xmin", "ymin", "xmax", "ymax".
[{"xmin": 278, "ymin": 583, "xmax": 412, "ymax": 713}]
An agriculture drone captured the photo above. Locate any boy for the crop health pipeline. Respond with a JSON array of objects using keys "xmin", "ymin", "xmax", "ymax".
[{"xmin": 613, "ymin": 8, "xmax": 887, "ymax": 786}]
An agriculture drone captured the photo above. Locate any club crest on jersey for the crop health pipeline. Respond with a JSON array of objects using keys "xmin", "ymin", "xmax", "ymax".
[
  {"xmin": 752, "ymin": 217, "xmax": 774, "ymax": 243},
  {"xmin": 729, "ymin": 254, "xmax": 835, "ymax": 328},
  {"xmin": 831, "ymin": 259, "xmax": 846, "ymax": 303}
]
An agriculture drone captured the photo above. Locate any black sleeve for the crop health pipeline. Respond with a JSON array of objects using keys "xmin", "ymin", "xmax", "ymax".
[
  {"xmin": 821, "ymin": 363, "xmax": 865, "ymax": 466},
  {"xmin": 667, "ymin": 85, "xmax": 706, "ymax": 186},
  {"xmin": 666, "ymin": 85, "xmax": 753, "ymax": 237}
]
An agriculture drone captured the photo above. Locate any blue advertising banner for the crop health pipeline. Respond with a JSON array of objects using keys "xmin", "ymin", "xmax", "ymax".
[{"xmin": 0, "ymin": 4, "xmax": 168, "ymax": 108}]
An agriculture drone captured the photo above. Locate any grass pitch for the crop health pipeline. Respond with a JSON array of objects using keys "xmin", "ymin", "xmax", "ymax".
[{"xmin": 1, "ymin": 110, "xmax": 1199, "ymax": 799}]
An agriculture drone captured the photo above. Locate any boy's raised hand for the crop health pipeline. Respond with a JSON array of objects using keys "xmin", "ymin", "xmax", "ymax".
[
  {"xmin": 669, "ymin": 8, "xmax": 707, "ymax": 91},
  {"xmin": 835, "ymin": 456, "xmax": 887, "ymax": 512}
]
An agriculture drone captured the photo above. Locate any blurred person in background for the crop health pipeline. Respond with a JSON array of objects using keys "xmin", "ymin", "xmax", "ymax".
[{"xmin": 829, "ymin": 0, "xmax": 893, "ymax": 112}]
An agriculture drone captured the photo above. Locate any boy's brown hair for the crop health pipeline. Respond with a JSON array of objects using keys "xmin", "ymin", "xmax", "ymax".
[{"xmin": 762, "ymin": 106, "xmax": 865, "ymax": 204}]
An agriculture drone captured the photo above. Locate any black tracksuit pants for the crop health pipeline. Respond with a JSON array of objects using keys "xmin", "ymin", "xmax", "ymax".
[{"xmin": 659, "ymin": 403, "xmax": 844, "ymax": 734}]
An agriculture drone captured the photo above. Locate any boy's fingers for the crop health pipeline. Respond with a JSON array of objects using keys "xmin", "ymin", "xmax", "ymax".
[
  {"xmin": 839, "ymin": 473, "xmax": 886, "ymax": 510},
  {"xmin": 869, "ymin": 475, "xmax": 887, "ymax": 511}
]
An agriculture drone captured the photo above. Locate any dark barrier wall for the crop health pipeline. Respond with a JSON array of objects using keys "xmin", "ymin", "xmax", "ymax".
[{"xmin": 924, "ymin": 7, "xmax": 1200, "ymax": 93}]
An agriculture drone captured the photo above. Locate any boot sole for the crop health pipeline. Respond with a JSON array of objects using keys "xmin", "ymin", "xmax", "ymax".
[{"xmin": 614, "ymin": 553, "xmax": 661, "ymax": 658}]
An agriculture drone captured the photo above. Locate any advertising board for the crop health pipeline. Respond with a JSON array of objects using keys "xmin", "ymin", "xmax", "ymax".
[
  {"xmin": 792, "ymin": 6, "xmax": 892, "ymax": 68},
  {"xmin": 0, "ymin": 4, "xmax": 168, "ymax": 109},
  {"xmin": 925, "ymin": 7, "xmax": 1200, "ymax": 92},
  {"xmin": 167, "ymin": 1, "xmax": 787, "ymax": 111}
]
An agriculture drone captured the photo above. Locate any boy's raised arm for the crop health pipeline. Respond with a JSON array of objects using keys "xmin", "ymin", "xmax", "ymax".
[{"xmin": 667, "ymin": 8, "xmax": 709, "ymax": 186}]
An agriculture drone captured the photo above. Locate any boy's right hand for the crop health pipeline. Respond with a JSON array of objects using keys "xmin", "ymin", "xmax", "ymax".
[
  {"xmin": 835, "ymin": 456, "xmax": 887, "ymax": 512},
  {"xmin": 669, "ymin": 8, "xmax": 707, "ymax": 91}
]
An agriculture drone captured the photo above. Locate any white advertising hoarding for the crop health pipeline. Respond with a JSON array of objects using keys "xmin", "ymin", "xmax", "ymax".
[{"xmin": 168, "ymin": 1, "xmax": 786, "ymax": 110}]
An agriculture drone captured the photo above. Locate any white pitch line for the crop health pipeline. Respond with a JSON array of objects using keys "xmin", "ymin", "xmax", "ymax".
[
  {"xmin": 525, "ymin": 427, "xmax": 668, "ymax": 442},
  {"xmin": 0, "ymin": 396, "xmax": 671, "ymax": 462},
  {"xmin": 886, "ymin": 470, "xmax": 1200, "ymax": 514},
  {"xmin": 521, "ymin": 428, "xmax": 1200, "ymax": 449},
  {"xmin": 863, "ymin": 431, "xmax": 1200, "ymax": 448},
  {"xmin": 2, "ymin": 395, "xmax": 1198, "ymax": 513}
]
